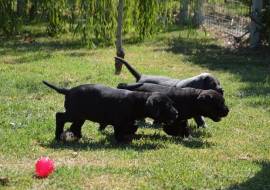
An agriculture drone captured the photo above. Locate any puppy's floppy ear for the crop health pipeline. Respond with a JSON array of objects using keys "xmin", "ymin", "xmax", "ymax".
[
  {"xmin": 146, "ymin": 95, "xmax": 160, "ymax": 118},
  {"xmin": 197, "ymin": 92, "xmax": 213, "ymax": 101},
  {"xmin": 217, "ymin": 87, "xmax": 224, "ymax": 95}
]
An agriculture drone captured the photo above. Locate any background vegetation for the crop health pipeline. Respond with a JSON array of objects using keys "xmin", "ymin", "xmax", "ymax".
[
  {"xmin": 0, "ymin": 0, "xmax": 178, "ymax": 46},
  {"xmin": 1, "ymin": 0, "xmax": 269, "ymax": 46},
  {"xmin": 0, "ymin": 26, "xmax": 269, "ymax": 189},
  {"xmin": 0, "ymin": 0, "xmax": 269, "ymax": 189}
]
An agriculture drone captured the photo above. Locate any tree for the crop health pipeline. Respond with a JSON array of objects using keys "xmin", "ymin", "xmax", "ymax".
[
  {"xmin": 17, "ymin": 0, "xmax": 27, "ymax": 17},
  {"xmin": 179, "ymin": 0, "xmax": 189, "ymax": 25},
  {"xmin": 115, "ymin": 0, "xmax": 125, "ymax": 75},
  {"xmin": 0, "ymin": 0, "xmax": 20, "ymax": 36},
  {"xmin": 193, "ymin": 0, "xmax": 205, "ymax": 26},
  {"xmin": 29, "ymin": 0, "xmax": 38, "ymax": 21},
  {"xmin": 250, "ymin": 0, "xmax": 263, "ymax": 48}
]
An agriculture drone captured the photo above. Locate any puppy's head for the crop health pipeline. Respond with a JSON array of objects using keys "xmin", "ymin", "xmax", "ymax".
[
  {"xmin": 197, "ymin": 90, "xmax": 229, "ymax": 122},
  {"xmin": 146, "ymin": 93, "xmax": 178, "ymax": 124},
  {"xmin": 202, "ymin": 73, "xmax": 224, "ymax": 95}
]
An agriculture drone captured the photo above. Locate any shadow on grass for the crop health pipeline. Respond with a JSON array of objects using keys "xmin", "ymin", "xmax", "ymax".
[
  {"xmin": 0, "ymin": 38, "xmax": 85, "ymax": 65},
  {"xmin": 166, "ymin": 37, "xmax": 269, "ymax": 89},
  {"xmin": 0, "ymin": 39, "xmax": 83, "ymax": 53},
  {"xmin": 40, "ymin": 129, "xmax": 213, "ymax": 152},
  {"xmin": 228, "ymin": 161, "xmax": 270, "ymax": 190},
  {"xmin": 40, "ymin": 133, "xmax": 163, "ymax": 152},
  {"xmin": 136, "ymin": 133, "xmax": 214, "ymax": 149},
  {"xmin": 161, "ymin": 36, "xmax": 270, "ymax": 108},
  {"xmin": 136, "ymin": 120, "xmax": 213, "ymax": 139}
]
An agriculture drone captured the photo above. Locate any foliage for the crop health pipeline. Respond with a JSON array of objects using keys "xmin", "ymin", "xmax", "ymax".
[
  {"xmin": 239, "ymin": 0, "xmax": 251, "ymax": 6},
  {"xmin": 74, "ymin": 0, "xmax": 117, "ymax": 47},
  {"xmin": 42, "ymin": 0, "xmax": 67, "ymax": 36},
  {"xmin": 0, "ymin": 0, "xmax": 178, "ymax": 46},
  {"xmin": 135, "ymin": 0, "xmax": 176, "ymax": 40},
  {"xmin": 0, "ymin": 0, "xmax": 21, "ymax": 36},
  {"xmin": 262, "ymin": 1, "xmax": 270, "ymax": 45}
]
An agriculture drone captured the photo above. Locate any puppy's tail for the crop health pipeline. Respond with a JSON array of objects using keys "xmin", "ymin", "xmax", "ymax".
[
  {"xmin": 114, "ymin": 57, "xmax": 141, "ymax": 82},
  {"xmin": 117, "ymin": 83, "xmax": 143, "ymax": 90},
  {"xmin": 43, "ymin": 81, "xmax": 69, "ymax": 95}
]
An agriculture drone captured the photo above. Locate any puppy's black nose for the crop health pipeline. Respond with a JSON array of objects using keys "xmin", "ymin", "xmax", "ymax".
[
  {"xmin": 217, "ymin": 88, "xmax": 224, "ymax": 95},
  {"xmin": 223, "ymin": 107, "xmax": 229, "ymax": 116},
  {"xmin": 172, "ymin": 108, "xmax": 179, "ymax": 119},
  {"xmin": 174, "ymin": 113, "xmax": 179, "ymax": 120}
]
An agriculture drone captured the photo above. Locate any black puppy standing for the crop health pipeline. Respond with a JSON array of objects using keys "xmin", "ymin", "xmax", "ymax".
[
  {"xmin": 117, "ymin": 83, "xmax": 229, "ymax": 137},
  {"xmin": 115, "ymin": 57, "xmax": 224, "ymax": 128},
  {"xmin": 43, "ymin": 81, "xmax": 178, "ymax": 142}
]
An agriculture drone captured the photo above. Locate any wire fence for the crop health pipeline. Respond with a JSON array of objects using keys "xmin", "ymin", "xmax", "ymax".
[{"xmin": 204, "ymin": 0, "xmax": 251, "ymax": 37}]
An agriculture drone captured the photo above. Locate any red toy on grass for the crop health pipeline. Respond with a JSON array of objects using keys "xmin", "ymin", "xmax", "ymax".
[{"xmin": 35, "ymin": 157, "xmax": 55, "ymax": 178}]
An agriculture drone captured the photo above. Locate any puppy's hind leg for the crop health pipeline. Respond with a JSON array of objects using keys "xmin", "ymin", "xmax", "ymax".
[
  {"xmin": 69, "ymin": 120, "xmax": 85, "ymax": 139},
  {"xmin": 194, "ymin": 116, "xmax": 207, "ymax": 128},
  {"xmin": 114, "ymin": 126, "xmax": 133, "ymax": 143},
  {"xmin": 55, "ymin": 112, "xmax": 71, "ymax": 141},
  {"xmin": 98, "ymin": 123, "xmax": 107, "ymax": 131},
  {"xmin": 163, "ymin": 120, "xmax": 189, "ymax": 137}
]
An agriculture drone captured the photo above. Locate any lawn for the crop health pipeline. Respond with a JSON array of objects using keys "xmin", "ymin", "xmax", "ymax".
[{"xmin": 0, "ymin": 26, "xmax": 270, "ymax": 190}]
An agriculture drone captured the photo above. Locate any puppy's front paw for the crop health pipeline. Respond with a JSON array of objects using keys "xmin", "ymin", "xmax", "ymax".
[
  {"xmin": 198, "ymin": 123, "xmax": 208, "ymax": 128},
  {"xmin": 117, "ymin": 83, "xmax": 128, "ymax": 89},
  {"xmin": 115, "ymin": 134, "xmax": 133, "ymax": 144},
  {"xmin": 60, "ymin": 130, "xmax": 79, "ymax": 142}
]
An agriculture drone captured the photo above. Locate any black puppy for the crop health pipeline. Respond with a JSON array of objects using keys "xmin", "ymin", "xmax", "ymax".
[
  {"xmin": 43, "ymin": 81, "xmax": 178, "ymax": 142},
  {"xmin": 115, "ymin": 57, "xmax": 224, "ymax": 128},
  {"xmin": 117, "ymin": 83, "xmax": 229, "ymax": 137}
]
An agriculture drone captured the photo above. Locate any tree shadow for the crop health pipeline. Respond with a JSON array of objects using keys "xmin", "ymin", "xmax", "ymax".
[
  {"xmin": 0, "ymin": 39, "xmax": 83, "ymax": 53},
  {"xmin": 228, "ymin": 160, "xmax": 270, "ymax": 190},
  {"xmin": 161, "ymin": 36, "xmax": 270, "ymax": 109}
]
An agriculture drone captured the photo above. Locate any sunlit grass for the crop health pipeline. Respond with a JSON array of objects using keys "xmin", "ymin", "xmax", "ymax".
[{"xmin": 0, "ymin": 26, "xmax": 270, "ymax": 189}]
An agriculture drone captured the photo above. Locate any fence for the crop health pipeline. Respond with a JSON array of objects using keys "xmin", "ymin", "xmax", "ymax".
[{"xmin": 203, "ymin": 0, "xmax": 251, "ymax": 38}]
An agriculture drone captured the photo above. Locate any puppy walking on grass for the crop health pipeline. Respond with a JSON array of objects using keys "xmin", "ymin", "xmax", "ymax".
[
  {"xmin": 115, "ymin": 57, "xmax": 224, "ymax": 128},
  {"xmin": 43, "ymin": 81, "xmax": 179, "ymax": 143},
  {"xmin": 117, "ymin": 83, "xmax": 229, "ymax": 137}
]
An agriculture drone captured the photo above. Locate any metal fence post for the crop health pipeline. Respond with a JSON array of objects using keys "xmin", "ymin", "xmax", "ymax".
[
  {"xmin": 193, "ymin": 0, "xmax": 205, "ymax": 26},
  {"xmin": 250, "ymin": 0, "xmax": 263, "ymax": 48}
]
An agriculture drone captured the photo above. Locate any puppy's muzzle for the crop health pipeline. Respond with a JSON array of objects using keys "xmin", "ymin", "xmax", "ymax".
[
  {"xmin": 217, "ymin": 88, "xmax": 224, "ymax": 95},
  {"xmin": 167, "ymin": 109, "xmax": 178, "ymax": 124},
  {"xmin": 221, "ymin": 106, "xmax": 229, "ymax": 117}
]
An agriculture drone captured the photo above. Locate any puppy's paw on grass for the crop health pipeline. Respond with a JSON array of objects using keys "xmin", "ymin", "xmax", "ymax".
[{"xmin": 60, "ymin": 131, "xmax": 78, "ymax": 142}]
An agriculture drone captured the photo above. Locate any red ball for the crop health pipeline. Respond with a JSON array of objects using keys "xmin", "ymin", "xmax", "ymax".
[{"xmin": 35, "ymin": 157, "xmax": 55, "ymax": 178}]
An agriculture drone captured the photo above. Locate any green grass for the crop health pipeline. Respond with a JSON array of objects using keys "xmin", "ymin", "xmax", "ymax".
[{"xmin": 0, "ymin": 26, "xmax": 270, "ymax": 190}]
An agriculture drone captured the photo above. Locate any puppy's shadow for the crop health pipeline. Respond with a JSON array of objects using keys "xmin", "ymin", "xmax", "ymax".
[
  {"xmin": 40, "ymin": 125, "xmax": 213, "ymax": 151},
  {"xmin": 40, "ymin": 132, "xmax": 163, "ymax": 152},
  {"xmin": 137, "ymin": 120, "xmax": 213, "ymax": 138},
  {"xmin": 137, "ymin": 132, "xmax": 214, "ymax": 149}
]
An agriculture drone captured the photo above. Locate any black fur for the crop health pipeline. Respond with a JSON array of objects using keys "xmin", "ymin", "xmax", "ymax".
[
  {"xmin": 115, "ymin": 57, "xmax": 224, "ymax": 128},
  {"xmin": 117, "ymin": 83, "xmax": 229, "ymax": 137},
  {"xmin": 43, "ymin": 81, "xmax": 178, "ymax": 143}
]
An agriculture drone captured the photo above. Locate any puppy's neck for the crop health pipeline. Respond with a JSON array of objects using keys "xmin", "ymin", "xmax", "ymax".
[{"xmin": 130, "ymin": 92, "xmax": 151, "ymax": 119}]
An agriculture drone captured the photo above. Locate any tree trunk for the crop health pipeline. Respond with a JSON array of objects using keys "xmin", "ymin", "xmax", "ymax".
[
  {"xmin": 115, "ymin": 0, "xmax": 125, "ymax": 75},
  {"xmin": 179, "ymin": 0, "xmax": 189, "ymax": 25},
  {"xmin": 250, "ymin": 0, "xmax": 263, "ymax": 48},
  {"xmin": 17, "ymin": 0, "xmax": 27, "ymax": 17},
  {"xmin": 29, "ymin": 0, "xmax": 38, "ymax": 21},
  {"xmin": 193, "ymin": 0, "xmax": 205, "ymax": 27}
]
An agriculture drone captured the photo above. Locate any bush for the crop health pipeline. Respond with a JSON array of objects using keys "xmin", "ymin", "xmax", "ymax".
[
  {"xmin": 262, "ymin": 1, "xmax": 270, "ymax": 45},
  {"xmin": 0, "ymin": 0, "xmax": 21, "ymax": 36}
]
